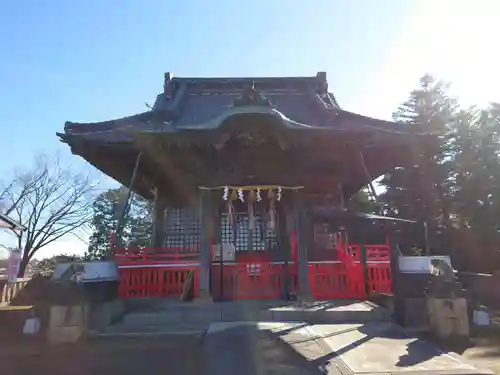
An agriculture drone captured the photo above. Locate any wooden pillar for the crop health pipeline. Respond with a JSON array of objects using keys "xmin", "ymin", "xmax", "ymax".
[
  {"xmin": 283, "ymin": 200, "xmax": 295, "ymax": 299},
  {"xmin": 196, "ymin": 188, "xmax": 214, "ymax": 303},
  {"xmin": 151, "ymin": 187, "xmax": 166, "ymax": 248},
  {"xmin": 294, "ymin": 190, "xmax": 313, "ymax": 300},
  {"xmin": 389, "ymin": 237, "xmax": 404, "ymax": 325}
]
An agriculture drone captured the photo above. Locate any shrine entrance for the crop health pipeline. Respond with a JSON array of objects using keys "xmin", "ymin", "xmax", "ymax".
[
  {"xmin": 200, "ymin": 186, "xmax": 393, "ymax": 302},
  {"xmin": 208, "ymin": 186, "xmax": 299, "ymax": 301}
]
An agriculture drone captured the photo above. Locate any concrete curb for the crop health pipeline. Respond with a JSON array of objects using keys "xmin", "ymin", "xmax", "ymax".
[{"xmin": 87, "ymin": 329, "xmax": 206, "ymax": 338}]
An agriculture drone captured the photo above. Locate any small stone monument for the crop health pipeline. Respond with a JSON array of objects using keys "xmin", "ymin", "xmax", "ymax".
[{"xmin": 426, "ymin": 258, "xmax": 469, "ymax": 339}]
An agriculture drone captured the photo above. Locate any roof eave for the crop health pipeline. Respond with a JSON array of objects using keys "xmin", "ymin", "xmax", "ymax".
[{"xmin": 0, "ymin": 213, "xmax": 26, "ymax": 231}]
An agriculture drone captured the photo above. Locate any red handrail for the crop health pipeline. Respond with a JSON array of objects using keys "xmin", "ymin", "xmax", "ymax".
[{"xmin": 113, "ymin": 247, "xmax": 200, "ymax": 265}]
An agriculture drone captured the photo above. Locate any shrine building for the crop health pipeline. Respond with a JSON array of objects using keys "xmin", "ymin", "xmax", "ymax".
[{"xmin": 57, "ymin": 72, "xmax": 429, "ymax": 301}]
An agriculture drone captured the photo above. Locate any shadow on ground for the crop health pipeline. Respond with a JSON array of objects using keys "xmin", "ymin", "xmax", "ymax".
[{"xmin": 204, "ymin": 325, "xmax": 325, "ymax": 375}]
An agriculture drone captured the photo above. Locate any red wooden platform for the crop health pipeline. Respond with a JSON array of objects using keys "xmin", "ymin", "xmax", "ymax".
[{"xmin": 113, "ymin": 240, "xmax": 392, "ymax": 300}]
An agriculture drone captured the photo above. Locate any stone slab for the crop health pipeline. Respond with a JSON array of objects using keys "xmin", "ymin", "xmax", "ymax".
[
  {"xmin": 205, "ymin": 321, "xmax": 491, "ymax": 375},
  {"xmin": 204, "ymin": 322, "xmax": 330, "ymax": 375},
  {"xmin": 47, "ymin": 325, "xmax": 84, "ymax": 344},
  {"xmin": 310, "ymin": 322, "xmax": 492, "ymax": 375},
  {"xmin": 122, "ymin": 311, "xmax": 182, "ymax": 326},
  {"xmin": 95, "ymin": 322, "xmax": 207, "ymax": 337},
  {"xmin": 104, "ymin": 300, "xmax": 389, "ymax": 337},
  {"xmin": 182, "ymin": 309, "xmax": 222, "ymax": 324},
  {"xmin": 49, "ymin": 305, "xmax": 85, "ymax": 327},
  {"xmin": 206, "ymin": 321, "xmax": 306, "ymax": 335}
]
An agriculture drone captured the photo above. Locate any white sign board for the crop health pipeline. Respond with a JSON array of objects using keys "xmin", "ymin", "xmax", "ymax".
[
  {"xmin": 398, "ymin": 255, "xmax": 452, "ymax": 274},
  {"xmin": 212, "ymin": 243, "xmax": 236, "ymax": 261},
  {"xmin": 7, "ymin": 249, "xmax": 21, "ymax": 283}
]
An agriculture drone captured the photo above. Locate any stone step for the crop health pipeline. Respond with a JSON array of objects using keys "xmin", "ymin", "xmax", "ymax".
[
  {"xmin": 121, "ymin": 301, "xmax": 390, "ymax": 328},
  {"xmin": 90, "ymin": 322, "xmax": 208, "ymax": 338}
]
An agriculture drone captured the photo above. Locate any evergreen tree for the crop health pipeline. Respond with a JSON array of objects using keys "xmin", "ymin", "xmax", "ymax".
[
  {"xmin": 347, "ymin": 187, "xmax": 382, "ymax": 214},
  {"xmin": 380, "ymin": 75, "xmax": 456, "ymax": 227},
  {"xmin": 85, "ymin": 187, "xmax": 152, "ymax": 260},
  {"xmin": 448, "ymin": 106, "xmax": 500, "ymax": 261}
]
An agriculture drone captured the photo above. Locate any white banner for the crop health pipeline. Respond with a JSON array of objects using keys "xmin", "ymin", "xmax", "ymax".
[{"xmin": 7, "ymin": 249, "xmax": 21, "ymax": 283}]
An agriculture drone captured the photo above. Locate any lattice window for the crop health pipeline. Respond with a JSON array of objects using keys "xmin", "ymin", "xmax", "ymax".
[
  {"xmin": 220, "ymin": 213, "xmax": 278, "ymax": 251},
  {"xmin": 164, "ymin": 208, "xmax": 200, "ymax": 250},
  {"xmin": 313, "ymin": 222, "xmax": 337, "ymax": 250}
]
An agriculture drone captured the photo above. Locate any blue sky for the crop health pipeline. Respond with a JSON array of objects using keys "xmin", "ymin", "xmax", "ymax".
[
  {"xmin": 1, "ymin": 0, "xmax": 498, "ymax": 258},
  {"xmin": 0, "ymin": 0, "xmax": 414, "ymax": 175}
]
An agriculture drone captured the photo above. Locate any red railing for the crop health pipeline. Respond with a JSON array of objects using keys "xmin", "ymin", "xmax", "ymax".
[
  {"xmin": 211, "ymin": 262, "xmax": 298, "ymax": 300},
  {"xmin": 113, "ymin": 238, "xmax": 392, "ymax": 300},
  {"xmin": 118, "ymin": 265, "xmax": 199, "ymax": 298},
  {"xmin": 367, "ymin": 263, "xmax": 392, "ymax": 294},
  {"xmin": 114, "ymin": 247, "xmax": 199, "ymax": 265},
  {"xmin": 308, "ymin": 262, "xmax": 366, "ymax": 299},
  {"xmin": 114, "ymin": 247, "xmax": 200, "ymax": 299},
  {"xmin": 346, "ymin": 243, "xmax": 392, "ymax": 295},
  {"xmin": 348, "ymin": 245, "xmax": 390, "ymax": 261},
  {"xmin": 365, "ymin": 245, "xmax": 391, "ymax": 261}
]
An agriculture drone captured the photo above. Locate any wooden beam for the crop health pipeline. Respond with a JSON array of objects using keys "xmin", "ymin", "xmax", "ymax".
[
  {"xmin": 134, "ymin": 136, "xmax": 198, "ymax": 208},
  {"xmin": 151, "ymin": 186, "xmax": 166, "ymax": 247}
]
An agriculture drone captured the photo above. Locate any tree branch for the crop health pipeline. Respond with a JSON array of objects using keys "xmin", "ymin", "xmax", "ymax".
[{"xmin": 0, "ymin": 154, "xmax": 99, "ymax": 275}]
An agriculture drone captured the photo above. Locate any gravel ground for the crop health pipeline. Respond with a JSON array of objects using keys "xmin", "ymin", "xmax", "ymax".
[{"xmin": 0, "ymin": 335, "xmax": 205, "ymax": 375}]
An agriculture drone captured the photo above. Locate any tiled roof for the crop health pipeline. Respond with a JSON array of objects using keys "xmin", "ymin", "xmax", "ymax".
[{"xmin": 58, "ymin": 72, "xmax": 419, "ymax": 145}]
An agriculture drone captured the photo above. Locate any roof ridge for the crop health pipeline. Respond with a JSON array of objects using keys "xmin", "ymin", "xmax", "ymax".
[
  {"xmin": 166, "ymin": 72, "xmax": 325, "ymax": 81},
  {"xmin": 163, "ymin": 71, "xmax": 329, "ymax": 95}
]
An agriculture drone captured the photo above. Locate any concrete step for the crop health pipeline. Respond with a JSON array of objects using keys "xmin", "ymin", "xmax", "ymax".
[
  {"xmin": 120, "ymin": 300, "xmax": 390, "ymax": 329},
  {"xmin": 95, "ymin": 300, "xmax": 390, "ymax": 338},
  {"xmin": 115, "ymin": 301, "xmax": 390, "ymax": 332}
]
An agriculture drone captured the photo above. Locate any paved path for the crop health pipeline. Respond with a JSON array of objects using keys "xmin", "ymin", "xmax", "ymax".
[
  {"xmin": 204, "ymin": 322, "xmax": 492, "ymax": 375},
  {"xmin": 204, "ymin": 322, "xmax": 329, "ymax": 375},
  {"xmin": 2, "ymin": 321, "xmax": 493, "ymax": 375}
]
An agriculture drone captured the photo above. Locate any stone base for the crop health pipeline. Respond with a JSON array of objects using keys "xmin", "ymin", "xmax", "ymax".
[
  {"xmin": 87, "ymin": 299, "xmax": 124, "ymax": 331},
  {"xmin": 49, "ymin": 305, "xmax": 85, "ymax": 327},
  {"xmin": 47, "ymin": 299, "xmax": 125, "ymax": 343},
  {"xmin": 427, "ymin": 297, "xmax": 469, "ymax": 339},
  {"xmin": 47, "ymin": 304, "xmax": 86, "ymax": 344},
  {"xmin": 396, "ymin": 297, "xmax": 428, "ymax": 330},
  {"xmin": 47, "ymin": 325, "xmax": 84, "ymax": 344},
  {"xmin": 193, "ymin": 291, "xmax": 213, "ymax": 305},
  {"xmin": 296, "ymin": 290, "xmax": 314, "ymax": 302}
]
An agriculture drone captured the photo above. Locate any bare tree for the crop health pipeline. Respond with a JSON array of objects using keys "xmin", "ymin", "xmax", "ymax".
[{"xmin": 0, "ymin": 154, "xmax": 97, "ymax": 276}]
